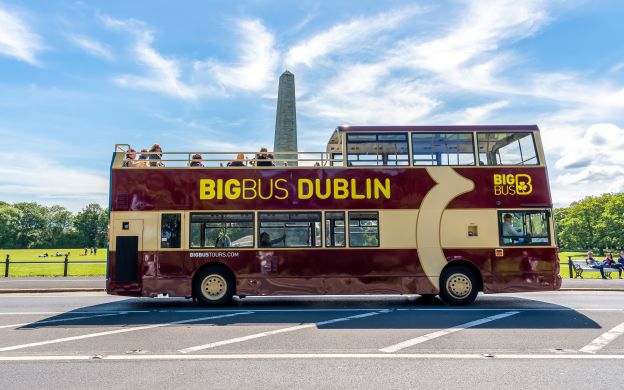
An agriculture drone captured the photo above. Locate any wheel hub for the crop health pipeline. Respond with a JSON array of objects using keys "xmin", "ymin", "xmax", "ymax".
[
  {"xmin": 446, "ymin": 273, "xmax": 472, "ymax": 299},
  {"xmin": 201, "ymin": 274, "xmax": 227, "ymax": 300}
]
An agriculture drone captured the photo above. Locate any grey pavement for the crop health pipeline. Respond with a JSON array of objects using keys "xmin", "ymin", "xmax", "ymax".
[
  {"xmin": 0, "ymin": 292, "xmax": 623, "ymax": 389},
  {"xmin": 2, "ymin": 276, "xmax": 624, "ymax": 293}
]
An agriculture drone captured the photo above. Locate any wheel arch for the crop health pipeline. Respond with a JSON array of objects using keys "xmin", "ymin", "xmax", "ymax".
[{"xmin": 192, "ymin": 262, "xmax": 237, "ymax": 295}]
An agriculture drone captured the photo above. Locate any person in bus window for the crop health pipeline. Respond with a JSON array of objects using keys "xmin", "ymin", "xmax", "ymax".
[
  {"xmin": 122, "ymin": 148, "xmax": 138, "ymax": 167},
  {"xmin": 148, "ymin": 144, "xmax": 163, "ymax": 167},
  {"xmin": 255, "ymin": 147, "xmax": 274, "ymax": 167},
  {"xmin": 586, "ymin": 251, "xmax": 607, "ymax": 279},
  {"xmin": 502, "ymin": 213, "xmax": 528, "ymax": 243},
  {"xmin": 215, "ymin": 225, "xmax": 231, "ymax": 247},
  {"xmin": 228, "ymin": 153, "xmax": 246, "ymax": 167},
  {"xmin": 189, "ymin": 153, "xmax": 204, "ymax": 167},
  {"xmin": 259, "ymin": 231, "xmax": 285, "ymax": 248}
]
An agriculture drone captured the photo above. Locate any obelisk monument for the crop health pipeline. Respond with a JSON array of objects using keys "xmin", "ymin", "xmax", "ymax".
[{"xmin": 273, "ymin": 70, "xmax": 298, "ymax": 166}]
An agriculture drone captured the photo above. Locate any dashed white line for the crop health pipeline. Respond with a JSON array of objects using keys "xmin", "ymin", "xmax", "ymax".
[
  {"xmin": 0, "ymin": 313, "xmax": 121, "ymax": 330},
  {"xmin": 179, "ymin": 310, "xmax": 390, "ymax": 354},
  {"xmin": 379, "ymin": 311, "xmax": 520, "ymax": 353},
  {"xmin": 0, "ymin": 312, "xmax": 253, "ymax": 353},
  {"xmin": 1, "ymin": 353, "xmax": 624, "ymax": 362},
  {"xmin": 580, "ymin": 321, "xmax": 624, "ymax": 354}
]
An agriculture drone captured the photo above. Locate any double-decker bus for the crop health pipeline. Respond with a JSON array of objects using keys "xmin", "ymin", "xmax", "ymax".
[{"xmin": 108, "ymin": 125, "xmax": 560, "ymax": 306}]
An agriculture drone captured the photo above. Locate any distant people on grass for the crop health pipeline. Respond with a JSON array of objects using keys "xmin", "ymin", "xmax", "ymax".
[
  {"xmin": 227, "ymin": 153, "xmax": 246, "ymax": 167},
  {"xmin": 83, "ymin": 247, "xmax": 88, "ymax": 256},
  {"xmin": 149, "ymin": 144, "xmax": 164, "ymax": 167},
  {"xmin": 586, "ymin": 251, "xmax": 607, "ymax": 279},
  {"xmin": 255, "ymin": 147, "xmax": 274, "ymax": 167},
  {"xmin": 189, "ymin": 153, "xmax": 204, "ymax": 167}
]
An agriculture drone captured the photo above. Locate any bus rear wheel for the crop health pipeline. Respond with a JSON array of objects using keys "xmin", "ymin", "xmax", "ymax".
[
  {"xmin": 439, "ymin": 266, "xmax": 478, "ymax": 306},
  {"xmin": 193, "ymin": 266, "xmax": 235, "ymax": 306}
]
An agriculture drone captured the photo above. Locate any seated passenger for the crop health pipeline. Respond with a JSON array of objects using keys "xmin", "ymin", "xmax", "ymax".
[
  {"xmin": 189, "ymin": 153, "xmax": 204, "ymax": 167},
  {"xmin": 586, "ymin": 251, "xmax": 607, "ymax": 279},
  {"xmin": 122, "ymin": 148, "xmax": 138, "ymax": 167},
  {"xmin": 215, "ymin": 232, "xmax": 231, "ymax": 247},
  {"xmin": 501, "ymin": 213, "xmax": 530, "ymax": 244},
  {"xmin": 227, "ymin": 153, "xmax": 246, "ymax": 167},
  {"xmin": 616, "ymin": 251, "xmax": 624, "ymax": 279},
  {"xmin": 259, "ymin": 231, "xmax": 286, "ymax": 248},
  {"xmin": 255, "ymin": 147, "xmax": 274, "ymax": 167},
  {"xmin": 137, "ymin": 149, "xmax": 149, "ymax": 167},
  {"xmin": 148, "ymin": 144, "xmax": 164, "ymax": 167}
]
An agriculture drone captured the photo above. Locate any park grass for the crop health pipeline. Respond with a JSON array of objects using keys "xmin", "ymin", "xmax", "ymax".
[
  {"xmin": 0, "ymin": 248, "xmax": 615, "ymax": 279},
  {"xmin": 0, "ymin": 248, "xmax": 107, "ymax": 277}
]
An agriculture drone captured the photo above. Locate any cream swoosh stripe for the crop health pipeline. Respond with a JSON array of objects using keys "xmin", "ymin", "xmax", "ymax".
[{"xmin": 416, "ymin": 167, "xmax": 475, "ymax": 292}]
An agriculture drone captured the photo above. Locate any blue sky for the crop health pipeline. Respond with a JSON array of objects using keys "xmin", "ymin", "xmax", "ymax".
[{"xmin": 1, "ymin": 0, "xmax": 623, "ymax": 211}]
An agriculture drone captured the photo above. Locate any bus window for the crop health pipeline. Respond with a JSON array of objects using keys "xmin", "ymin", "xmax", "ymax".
[
  {"xmin": 161, "ymin": 213, "xmax": 181, "ymax": 248},
  {"xmin": 348, "ymin": 211, "xmax": 379, "ymax": 247},
  {"xmin": 498, "ymin": 210, "xmax": 550, "ymax": 246},
  {"xmin": 258, "ymin": 212, "xmax": 322, "ymax": 248},
  {"xmin": 346, "ymin": 133, "xmax": 409, "ymax": 166},
  {"xmin": 190, "ymin": 212, "xmax": 254, "ymax": 248},
  {"xmin": 478, "ymin": 132, "xmax": 538, "ymax": 166},
  {"xmin": 325, "ymin": 212, "xmax": 345, "ymax": 247},
  {"xmin": 412, "ymin": 133, "xmax": 475, "ymax": 166}
]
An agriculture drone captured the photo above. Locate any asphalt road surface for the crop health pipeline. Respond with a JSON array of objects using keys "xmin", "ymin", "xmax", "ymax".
[{"xmin": 1, "ymin": 291, "xmax": 623, "ymax": 390}]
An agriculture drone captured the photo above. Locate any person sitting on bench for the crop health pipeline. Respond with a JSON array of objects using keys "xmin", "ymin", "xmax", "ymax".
[{"xmin": 586, "ymin": 251, "xmax": 607, "ymax": 279}]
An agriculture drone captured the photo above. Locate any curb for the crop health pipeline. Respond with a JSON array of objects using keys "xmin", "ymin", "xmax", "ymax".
[
  {"xmin": 0, "ymin": 288, "xmax": 105, "ymax": 294},
  {"xmin": 560, "ymin": 288, "xmax": 624, "ymax": 292}
]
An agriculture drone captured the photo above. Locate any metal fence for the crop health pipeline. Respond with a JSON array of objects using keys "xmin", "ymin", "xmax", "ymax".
[{"xmin": 3, "ymin": 254, "xmax": 106, "ymax": 277}]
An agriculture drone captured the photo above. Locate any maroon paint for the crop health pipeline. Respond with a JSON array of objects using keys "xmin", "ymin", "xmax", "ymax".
[
  {"xmin": 110, "ymin": 167, "xmax": 551, "ymax": 211},
  {"xmin": 107, "ymin": 247, "xmax": 560, "ymax": 298}
]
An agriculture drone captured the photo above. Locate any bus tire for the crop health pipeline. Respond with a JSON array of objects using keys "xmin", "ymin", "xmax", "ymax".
[
  {"xmin": 193, "ymin": 266, "xmax": 235, "ymax": 306},
  {"xmin": 439, "ymin": 266, "xmax": 478, "ymax": 306}
]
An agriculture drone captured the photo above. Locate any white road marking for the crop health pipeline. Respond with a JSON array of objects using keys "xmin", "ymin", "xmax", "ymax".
[
  {"xmin": 179, "ymin": 310, "xmax": 390, "ymax": 354},
  {"xmin": 0, "ymin": 313, "xmax": 121, "ymax": 330},
  {"xmin": 0, "ymin": 312, "xmax": 253, "ymax": 352},
  {"xmin": 580, "ymin": 321, "xmax": 624, "ymax": 354},
  {"xmin": 1, "ymin": 353, "xmax": 624, "ymax": 362},
  {"xmin": 379, "ymin": 311, "xmax": 520, "ymax": 353}
]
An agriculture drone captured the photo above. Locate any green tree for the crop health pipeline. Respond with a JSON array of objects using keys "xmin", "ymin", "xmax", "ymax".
[
  {"xmin": 13, "ymin": 202, "xmax": 49, "ymax": 248},
  {"xmin": 74, "ymin": 203, "xmax": 108, "ymax": 247},
  {"xmin": 44, "ymin": 205, "xmax": 73, "ymax": 247},
  {"xmin": 0, "ymin": 203, "xmax": 22, "ymax": 249}
]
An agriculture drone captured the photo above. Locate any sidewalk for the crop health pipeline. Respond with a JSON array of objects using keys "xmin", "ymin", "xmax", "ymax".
[
  {"xmin": 0, "ymin": 277, "xmax": 105, "ymax": 293},
  {"xmin": 0, "ymin": 276, "xmax": 622, "ymax": 293}
]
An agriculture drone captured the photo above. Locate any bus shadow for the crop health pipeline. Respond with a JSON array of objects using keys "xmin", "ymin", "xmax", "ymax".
[{"xmin": 16, "ymin": 294, "xmax": 602, "ymax": 330}]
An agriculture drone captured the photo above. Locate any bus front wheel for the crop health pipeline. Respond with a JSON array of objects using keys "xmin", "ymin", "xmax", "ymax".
[
  {"xmin": 193, "ymin": 266, "xmax": 235, "ymax": 306},
  {"xmin": 439, "ymin": 266, "xmax": 478, "ymax": 306}
]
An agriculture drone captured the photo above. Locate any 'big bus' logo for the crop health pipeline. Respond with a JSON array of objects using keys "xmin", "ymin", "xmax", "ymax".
[{"xmin": 493, "ymin": 174, "xmax": 533, "ymax": 196}]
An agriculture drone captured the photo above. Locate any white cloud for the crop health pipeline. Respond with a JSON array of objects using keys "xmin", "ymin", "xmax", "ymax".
[
  {"xmin": 0, "ymin": 153, "xmax": 108, "ymax": 212},
  {"xmin": 67, "ymin": 34, "xmax": 113, "ymax": 60},
  {"xmin": 194, "ymin": 19, "xmax": 279, "ymax": 92},
  {"xmin": 0, "ymin": 5, "xmax": 43, "ymax": 65},
  {"xmin": 99, "ymin": 13, "xmax": 197, "ymax": 100},
  {"xmin": 285, "ymin": 5, "xmax": 425, "ymax": 68}
]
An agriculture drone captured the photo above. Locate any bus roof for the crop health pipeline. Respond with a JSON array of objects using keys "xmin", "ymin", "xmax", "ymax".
[{"xmin": 335, "ymin": 125, "xmax": 540, "ymax": 132}]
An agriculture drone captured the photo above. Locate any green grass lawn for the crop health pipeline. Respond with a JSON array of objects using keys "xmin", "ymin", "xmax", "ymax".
[{"xmin": 0, "ymin": 248, "xmax": 107, "ymax": 277}]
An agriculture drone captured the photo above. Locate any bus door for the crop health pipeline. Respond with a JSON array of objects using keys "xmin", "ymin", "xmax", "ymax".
[{"xmin": 112, "ymin": 219, "xmax": 143, "ymax": 285}]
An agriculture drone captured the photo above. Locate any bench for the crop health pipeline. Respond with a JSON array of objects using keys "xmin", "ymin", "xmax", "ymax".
[{"xmin": 569, "ymin": 259, "xmax": 621, "ymax": 279}]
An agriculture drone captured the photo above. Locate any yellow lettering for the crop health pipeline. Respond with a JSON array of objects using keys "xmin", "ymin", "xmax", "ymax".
[
  {"xmin": 224, "ymin": 179, "xmax": 241, "ymax": 199},
  {"xmin": 374, "ymin": 178, "xmax": 391, "ymax": 199},
  {"xmin": 216, "ymin": 179, "xmax": 223, "ymax": 200},
  {"xmin": 274, "ymin": 179, "xmax": 289, "ymax": 200},
  {"xmin": 334, "ymin": 178, "xmax": 349, "ymax": 199},
  {"xmin": 351, "ymin": 179, "xmax": 365, "ymax": 199},
  {"xmin": 365, "ymin": 178, "xmax": 372, "ymax": 199},
  {"xmin": 258, "ymin": 179, "xmax": 274, "ymax": 200},
  {"xmin": 199, "ymin": 179, "xmax": 216, "ymax": 200},
  {"xmin": 315, "ymin": 179, "xmax": 331, "ymax": 200},
  {"xmin": 242, "ymin": 179, "xmax": 257, "ymax": 200},
  {"xmin": 298, "ymin": 179, "xmax": 314, "ymax": 200},
  {"xmin": 493, "ymin": 174, "xmax": 502, "ymax": 185}
]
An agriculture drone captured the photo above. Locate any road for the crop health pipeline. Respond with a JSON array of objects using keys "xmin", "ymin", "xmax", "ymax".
[{"xmin": 0, "ymin": 291, "xmax": 623, "ymax": 390}]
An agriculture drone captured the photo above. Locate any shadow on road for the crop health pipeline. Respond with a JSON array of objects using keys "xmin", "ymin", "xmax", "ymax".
[{"xmin": 16, "ymin": 293, "xmax": 602, "ymax": 330}]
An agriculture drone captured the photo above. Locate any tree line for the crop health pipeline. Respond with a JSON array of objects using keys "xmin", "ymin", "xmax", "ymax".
[
  {"xmin": 555, "ymin": 193, "xmax": 624, "ymax": 254},
  {"xmin": 0, "ymin": 201, "xmax": 108, "ymax": 249}
]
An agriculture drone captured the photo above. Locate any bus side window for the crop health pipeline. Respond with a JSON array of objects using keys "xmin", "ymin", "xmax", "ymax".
[
  {"xmin": 498, "ymin": 210, "xmax": 550, "ymax": 246},
  {"xmin": 412, "ymin": 133, "xmax": 475, "ymax": 166},
  {"xmin": 258, "ymin": 212, "xmax": 322, "ymax": 248},
  {"xmin": 325, "ymin": 212, "xmax": 345, "ymax": 247},
  {"xmin": 190, "ymin": 213, "xmax": 254, "ymax": 248},
  {"xmin": 348, "ymin": 212, "xmax": 379, "ymax": 247},
  {"xmin": 478, "ymin": 132, "xmax": 539, "ymax": 166},
  {"xmin": 161, "ymin": 213, "xmax": 181, "ymax": 248}
]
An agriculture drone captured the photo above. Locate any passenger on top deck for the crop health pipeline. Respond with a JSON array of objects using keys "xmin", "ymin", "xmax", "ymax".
[
  {"xmin": 255, "ymin": 147, "xmax": 274, "ymax": 167},
  {"xmin": 148, "ymin": 144, "xmax": 164, "ymax": 167},
  {"xmin": 227, "ymin": 153, "xmax": 246, "ymax": 167},
  {"xmin": 189, "ymin": 153, "xmax": 204, "ymax": 167},
  {"xmin": 136, "ymin": 149, "xmax": 149, "ymax": 167},
  {"xmin": 122, "ymin": 148, "xmax": 138, "ymax": 167}
]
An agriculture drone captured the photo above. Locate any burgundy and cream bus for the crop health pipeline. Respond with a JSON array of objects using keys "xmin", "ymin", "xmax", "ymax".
[{"xmin": 108, "ymin": 125, "xmax": 560, "ymax": 306}]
